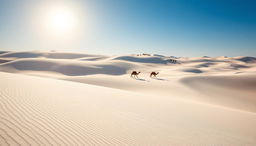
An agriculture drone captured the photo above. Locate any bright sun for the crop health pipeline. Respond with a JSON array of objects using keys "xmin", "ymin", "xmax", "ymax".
[{"xmin": 44, "ymin": 6, "xmax": 77, "ymax": 36}]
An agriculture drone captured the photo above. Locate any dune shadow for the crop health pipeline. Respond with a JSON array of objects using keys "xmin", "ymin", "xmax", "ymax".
[
  {"xmin": 113, "ymin": 56, "xmax": 167, "ymax": 64},
  {"xmin": 182, "ymin": 68, "xmax": 203, "ymax": 73},
  {"xmin": 0, "ymin": 52, "xmax": 42, "ymax": 58},
  {"xmin": 196, "ymin": 62, "xmax": 216, "ymax": 68},
  {"xmin": 236, "ymin": 57, "xmax": 256, "ymax": 63},
  {"xmin": 0, "ymin": 51, "xmax": 9, "ymax": 55},
  {"xmin": 230, "ymin": 64, "xmax": 250, "ymax": 70},
  {"xmin": 0, "ymin": 59, "xmax": 12, "ymax": 64},
  {"xmin": 3, "ymin": 60, "xmax": 128, "ymax": 76}
]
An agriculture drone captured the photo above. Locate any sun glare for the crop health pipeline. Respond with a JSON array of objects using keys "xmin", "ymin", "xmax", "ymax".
[{"xmin": 44, "ymin": 6, "xmax": 78, "ymax": 36}]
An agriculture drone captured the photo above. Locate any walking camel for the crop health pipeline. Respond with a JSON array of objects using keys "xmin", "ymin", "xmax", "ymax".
[
  {"xmin": 169, "ymin": 59, "xmax": 177, "ymax": 63},
  {"xmin": 131, "ymin": 71, "xmax": 140, "ymax": 78},
  {"xmin": 150, "ymin": 72, "xmax": 159, "ymax": 77}
]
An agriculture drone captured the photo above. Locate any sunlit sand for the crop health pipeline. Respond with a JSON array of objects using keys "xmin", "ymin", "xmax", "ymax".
[{"xmin": 0, "ymin": 51, "xmax": 256, "ymax": 145}]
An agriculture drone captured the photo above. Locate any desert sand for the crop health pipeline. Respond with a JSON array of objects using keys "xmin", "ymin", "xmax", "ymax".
[{"xmin": 0, "ymin": 51, "xmax": 256, "ymax": 145}]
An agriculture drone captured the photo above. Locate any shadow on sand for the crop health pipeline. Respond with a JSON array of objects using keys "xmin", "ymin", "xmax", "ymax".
[
  {"xmin": 131, "ymin": 77, "xmax": 148, "ymax": 82},
  {"xmin": 151, "ymin": 77, "xmax": 168, "ymax": 81}
]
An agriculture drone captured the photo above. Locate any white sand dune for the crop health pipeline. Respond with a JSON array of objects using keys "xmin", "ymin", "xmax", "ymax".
[
  {"xmin": 1, "ymin": 72, "xmax": 256, "ymax": 145},
  {"xmin": 181, "ymin": 74, "xmax": 256, "ymax": 112},
  {"xmin": 1, "ymin": 51, "xmax": 256, "ymax": 145},
  {"xmin": 0, "ymin": 51, "xmax": 101, "ymax": 59}
]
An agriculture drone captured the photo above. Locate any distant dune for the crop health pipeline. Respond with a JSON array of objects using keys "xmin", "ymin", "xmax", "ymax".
[
  {"xmin": 112, "ymin": 55, "xmax": 168, "ymax": 64},
  {"xmin": 0, "ymin": 51, "xmax": 256, "ymax": 145},
  {"xmin": 235, "ymin": 56, "xmax": 256, "ymax": 63}
]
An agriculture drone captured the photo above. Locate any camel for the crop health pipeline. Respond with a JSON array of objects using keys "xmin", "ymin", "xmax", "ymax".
[
  {"xmin": 169, "ymin": 59, "xmax": 177, "ymax": 63},
  {"xmin": 131, "ymin": 71, "xmax": 140, "ymax": 78},
  {"xmin": 150, "ymin": 72, "xmax": 159, "ymax": 77}
]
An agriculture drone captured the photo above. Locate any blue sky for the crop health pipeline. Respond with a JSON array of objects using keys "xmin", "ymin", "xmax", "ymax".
[{"xmin": 0, "ymin": 0, "xmax": 255, "ymax": 57}]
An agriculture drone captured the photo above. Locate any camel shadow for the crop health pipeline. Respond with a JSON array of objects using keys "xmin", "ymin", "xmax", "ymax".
[
  {"xmin": 131, "ymin": 77, "xmax": 148, "ymax": 82},
  {"xmin": 151, "ymin": 77, "xmax": 168, "ymax": 81}
]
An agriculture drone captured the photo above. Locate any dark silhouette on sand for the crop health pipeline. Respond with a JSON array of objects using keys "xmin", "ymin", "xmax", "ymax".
[
  {"xmin": 150, "ymin": 72, "xmax": 159, "ymax": 77},
  {"xmin": 131, "ymin": 71, "xmax": 140, "ymax": 78},
  {"xmin": 169, "ymin": 59, "xmax": 177, "ymax": 63}
]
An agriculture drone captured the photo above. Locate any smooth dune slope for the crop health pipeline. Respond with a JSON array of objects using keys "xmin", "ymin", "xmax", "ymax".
[
  {"xmin": 1, "ymin": 72, "xmax": 256, "ymax": 145},
  {"xmin": 1, "ymin": 51, "xmax": 256, "ymax": 145},
  {"xmin": 181, "ymin": 74, "xmax": 256, "ymax": 112}
]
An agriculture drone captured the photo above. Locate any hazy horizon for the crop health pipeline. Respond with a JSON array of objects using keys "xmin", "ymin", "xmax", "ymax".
[
  {"xmin": 1, "ymin": 49, "xmax": 256, "ymax": 58},
  {"xmin": 0, "ymin": 0, "xmax": 255, "ymax": 57}
]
